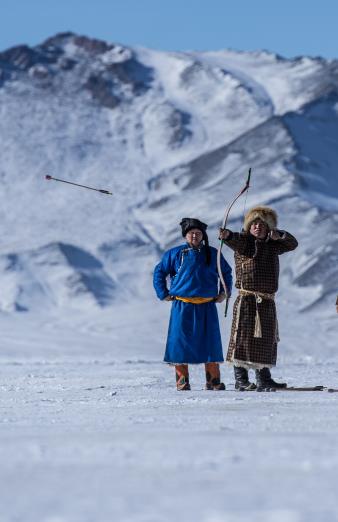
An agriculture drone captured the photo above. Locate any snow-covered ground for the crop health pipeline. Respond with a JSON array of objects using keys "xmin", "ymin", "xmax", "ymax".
[{"xmin": 1, "ymin": 307, "xmax": 338, "ymax": 522}]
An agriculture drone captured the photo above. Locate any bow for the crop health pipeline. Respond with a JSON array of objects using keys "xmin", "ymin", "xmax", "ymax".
[{"xmin": 217, "ymin": 168, "xmax": 252, "ymax": 317}]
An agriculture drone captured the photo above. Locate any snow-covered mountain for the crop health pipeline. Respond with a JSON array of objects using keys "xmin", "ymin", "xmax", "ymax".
[{"xmin": 0, "ymin": 32, "xmax": 337, "ymax": 350}]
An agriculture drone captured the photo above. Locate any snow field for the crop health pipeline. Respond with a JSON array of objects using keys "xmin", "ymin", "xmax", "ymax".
[{"xmin": 1, "ymin": 311, "xmax": 338, "ymax": 522}]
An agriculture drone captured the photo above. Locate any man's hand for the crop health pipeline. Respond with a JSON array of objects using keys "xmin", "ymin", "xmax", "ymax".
[
  {"xmin": 336, "ymin": 305, "xmax": 338, "ymax": 314},
  {"xmin": 164, "ymin": 295, "xmax": 174, "ymax": 301},
  {"xmin": 219, "ymin": 228, "xmax": 230, "ymax": 240},
  {"xmin": 269, "ymin": 229, "xmax": 282, "ymax": 241},
  {"xmin": 214, "ymin": 293, "xmax": 226, "ymax": 303}
]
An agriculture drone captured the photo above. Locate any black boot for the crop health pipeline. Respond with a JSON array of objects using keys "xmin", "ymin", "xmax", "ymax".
[
  {"xmin": 234, "ymin": 366, "xmax": 256, "ymax": 391},
  {"xmin": 255, "ymin": 368, "xmax": 287, "ymax": 392}
]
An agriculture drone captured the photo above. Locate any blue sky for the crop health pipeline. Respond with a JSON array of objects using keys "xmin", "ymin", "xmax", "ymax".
[{"xmin": 0, "ymin": 0, "xmax": 337, "ymax": 59}]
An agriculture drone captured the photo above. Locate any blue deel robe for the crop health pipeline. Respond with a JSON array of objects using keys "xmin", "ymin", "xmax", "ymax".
[{"xmin": 153, "ymin": 243, "xmax": 232, "ymax": 364}]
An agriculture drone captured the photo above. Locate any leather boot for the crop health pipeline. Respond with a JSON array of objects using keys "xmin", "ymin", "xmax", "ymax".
[
  {"xmin": 234, "ymin": 366, "xmax": 256, "ymax": 391},
  {"xmin": 205, "ymin": 363, "xmax": 225, "ymax": 390},
  {"xmin": 175, "ymin": 364, "xmax": 191, "ymax": 390},
  {"xmin": 255, "ymin": 367, "xmax": 287, "ymax": 392}
]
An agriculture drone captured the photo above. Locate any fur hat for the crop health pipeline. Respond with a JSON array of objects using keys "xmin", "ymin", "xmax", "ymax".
[
  {"xmin": 243, "ymin": 206, "xmax": 277, "ymax": 232},
  {"xmin": 179, "ymin": 217, "xmax": 211, "ymax": 265},
  {"xmin": 180, "ymin": 217, "xmax": 208, "ymax": 237}
]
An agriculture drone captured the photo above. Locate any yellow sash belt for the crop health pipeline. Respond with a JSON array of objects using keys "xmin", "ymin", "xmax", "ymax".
[{"xmin": 175, "ymin": 296, "xmax": 215, "ymax": 304}]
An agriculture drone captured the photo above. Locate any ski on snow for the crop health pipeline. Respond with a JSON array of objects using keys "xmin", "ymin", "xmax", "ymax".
[
  {"xmin": 277, "ymin": 386, "xmax": 338, "ymax": 392},
  {"xmin": 229, "ymin": 385, "xmax": 338, "ymax": 392}
]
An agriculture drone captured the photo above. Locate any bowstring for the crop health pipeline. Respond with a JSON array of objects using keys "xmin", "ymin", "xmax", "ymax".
[{"xmin": 241, "ymin": 184, "xmax": 249, "ymax": 230}]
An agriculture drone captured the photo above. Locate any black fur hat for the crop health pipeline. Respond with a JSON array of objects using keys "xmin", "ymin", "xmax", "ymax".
[
  {"xmin": 180, "ymin": 218, "xmax": 208, "ymax": 237},
  {"xmin": 179, "ymin": 218, "xmax": 211, "ymax": 265}
]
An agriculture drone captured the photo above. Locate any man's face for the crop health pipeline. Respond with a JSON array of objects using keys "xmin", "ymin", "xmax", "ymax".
[
  {"xmin": 186, "ymin": 228, "xmax": 203, "ymax": 247},
  {"xmin": 250, "ymin": 219, "xmax": 268, "ymax": 239}
]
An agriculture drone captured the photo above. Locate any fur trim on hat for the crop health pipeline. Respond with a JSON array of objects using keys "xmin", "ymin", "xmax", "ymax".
[{"xmin": 243, "ymin": 206, "xmax": 277, "ymax": 232}]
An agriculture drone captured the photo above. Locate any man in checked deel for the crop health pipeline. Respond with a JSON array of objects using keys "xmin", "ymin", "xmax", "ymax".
[{"xmin": 219, "ymin": 206, "xmax": 298, "ymax": 391}]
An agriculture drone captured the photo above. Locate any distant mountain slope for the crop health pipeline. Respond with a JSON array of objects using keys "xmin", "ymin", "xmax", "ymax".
[{"xmin": 0, "ymin": 33, "xmax": 337, "ymax": 323}]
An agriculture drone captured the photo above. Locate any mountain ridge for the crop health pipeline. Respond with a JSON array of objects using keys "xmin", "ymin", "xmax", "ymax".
[{"xmin": 0, "ymin": 33, "xmax": 337, "ymax": 325}]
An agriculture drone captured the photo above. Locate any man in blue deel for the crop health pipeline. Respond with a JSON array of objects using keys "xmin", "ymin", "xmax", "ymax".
[{"xmin": 153, "ymin": 218, "xmax": 232, "ymax": 391}]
